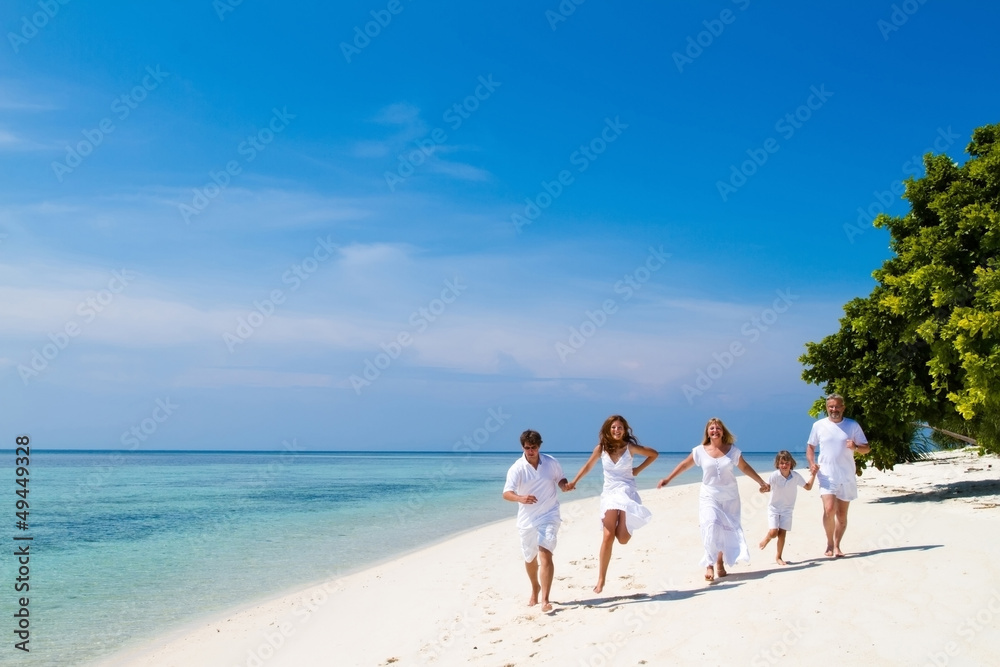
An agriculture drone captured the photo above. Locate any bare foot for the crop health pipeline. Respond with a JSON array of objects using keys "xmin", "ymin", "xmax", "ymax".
[
  {"xmin": 775, "ymin": 557, "xmax": 787, "ymax": 566},
  {"xmin": 824, "ymin": 546, "xmax": 834, "ymax": 557},
  {"xmin": 593, "ymin": 581, "xmax": 604, "ymax": 594},
  {"xmin": 716, "ymin": 563, "xmax": 728, "ymax": 578},
  {"xmin": 834, "ymin": 548, "xmax": 846, "ymax": 558},
  {"xmin": 759, "ymin": 536, "xmax": 771, "ymax": 550},
  {"xmin": 528, "ymin": 584, "xmax": 540, "ymax": 606},
  {"xmin": 704, "ymin": 567, "xmax": 715, "ymax": 581},
  {"xmin": 541, "ymin": 602, "xmax": 553, "ymax": 612}
]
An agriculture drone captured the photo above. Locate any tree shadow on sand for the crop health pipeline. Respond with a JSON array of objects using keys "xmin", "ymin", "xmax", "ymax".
[{"xmin": 869, "ymin": 478, "xmax": 1000, "ymax": 504}]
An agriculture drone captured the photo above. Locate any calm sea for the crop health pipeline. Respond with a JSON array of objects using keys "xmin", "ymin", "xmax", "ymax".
[{"xmin": 1, "ymin": 449, "xmax": 781, "ymax": 666}]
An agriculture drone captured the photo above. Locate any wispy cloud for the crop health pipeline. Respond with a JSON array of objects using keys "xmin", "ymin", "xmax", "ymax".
[
  {"xmin": 0, "ymin": 80, "xmax": 60, "ymax": 112},
  {"xmin": 176, "ymin": 368, "xmax": 334, "ymax": 388},
  {"xmin": 352, "ymin": 103, "xmax": 492, "ymax": 185},
  {"xmin": 0, "ymin": 127, "xmax": 51, "ymax": 151}
]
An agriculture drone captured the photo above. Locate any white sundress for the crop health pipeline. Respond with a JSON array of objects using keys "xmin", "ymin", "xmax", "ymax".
[
  {"xmin": 599, "ymin": 447, "xmax": 652, "ymax": 535},
  {"xmin": 693, "ymin": 444, "xmax": 750, "ymax": 568}
]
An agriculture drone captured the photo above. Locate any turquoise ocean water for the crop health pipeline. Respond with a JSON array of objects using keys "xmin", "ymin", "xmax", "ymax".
[{"xmin": 1, "ymin": 450, "xmax": 781, "ymax": 666}]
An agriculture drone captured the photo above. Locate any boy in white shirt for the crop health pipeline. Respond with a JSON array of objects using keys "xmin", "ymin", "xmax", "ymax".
[
  {"xmin": 503, "ymin": 430, "xmax": 570, "ymax": 612},
  {"xmin": 759, "ymin": 450, "xmax": 817, "ymax": 565}
]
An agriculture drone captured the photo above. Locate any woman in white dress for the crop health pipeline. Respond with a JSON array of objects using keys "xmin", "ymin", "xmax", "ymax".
[
  {"xmin": 657, "ymin": 417, "xmax": 770, "ymax": 581},
  {"xmin": 567, "ymin": 415, "xmax": 658, "ymax": 593}
]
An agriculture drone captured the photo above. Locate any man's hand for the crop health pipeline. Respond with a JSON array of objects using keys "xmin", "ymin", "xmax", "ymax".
[{"xmin": 521, "ymin": 494, "xmax": 538, "ymax": 504}]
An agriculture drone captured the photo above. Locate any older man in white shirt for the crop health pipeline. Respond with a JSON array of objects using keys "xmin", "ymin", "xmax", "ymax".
[{"xmin": 806, "ymin": 394, "xmax": 870, "ymax": 557}]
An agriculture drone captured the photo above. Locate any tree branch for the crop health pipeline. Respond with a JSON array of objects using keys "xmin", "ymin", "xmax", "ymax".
[{"xmin": 914, "ymin": 423, "xmax": 978, "ymax": 446}]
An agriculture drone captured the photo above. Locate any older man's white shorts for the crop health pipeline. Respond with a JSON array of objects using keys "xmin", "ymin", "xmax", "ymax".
[
  {"xmin": 767, "ymin": 507, "xmax": 794, "ymax": 531},
  {"xmin": 817, "ymin": 471, "xmax": 858, "ymax": 502},
  {"xmin": 519, "ymin": 522, "xmax": 559, "ymax": 562}
]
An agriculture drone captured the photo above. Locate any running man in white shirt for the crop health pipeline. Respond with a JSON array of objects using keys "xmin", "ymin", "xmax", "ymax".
[
  {"xmin": 503, "ymin": 430, "xmax": 570, "ymax": 612},
  {"xmin": 806, "ymin": 394, "xmax": 870, "ymax": 557},
  {"xmin": 759, "ymin": 450, "xmax": 817, "ymax": 565}
]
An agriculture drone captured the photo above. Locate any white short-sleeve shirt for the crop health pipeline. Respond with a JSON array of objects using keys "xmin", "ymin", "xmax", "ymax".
[
  {"xmin": 767, "ymin": 469, "xmax": 807, "ymax": 511},
  {"xmin": 807, "ymin": 417, "xmax": 867, "ymax": 486},
  {"xmin": 692, "ymin": 444, "xmax": 742, "ymax": 487},
  {"xmin": 504, "ymin": 453, "xmax": 564, "ymax": 530}
]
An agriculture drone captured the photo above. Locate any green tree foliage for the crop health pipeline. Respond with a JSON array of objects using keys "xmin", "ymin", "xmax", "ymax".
[{"xmin": 801, "ymin": 123, "xmax": 1000, "ymax": 469}]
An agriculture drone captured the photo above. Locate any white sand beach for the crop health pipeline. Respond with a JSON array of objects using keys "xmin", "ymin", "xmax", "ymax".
[{"xmin": 104, "ymin": 448, "xmax": 1000, "ymax": 667}]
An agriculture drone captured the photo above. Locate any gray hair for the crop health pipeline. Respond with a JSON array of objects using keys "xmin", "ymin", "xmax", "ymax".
[{"xmin": 826, "ymin": 393, "xmax": 845, "ymax": 404}]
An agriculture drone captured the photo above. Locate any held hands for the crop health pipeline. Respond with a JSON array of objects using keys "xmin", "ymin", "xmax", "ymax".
[
  {"xmin": 809, "ymin": 462, "xmax": 820, "ymax": 475},
  {"xmin": 758, "ymin": 483, "xmax": 771, "ymax": 494},
  {"xmin": 561, "ymin": 481, "xmax": 576, "ymax": 492}
]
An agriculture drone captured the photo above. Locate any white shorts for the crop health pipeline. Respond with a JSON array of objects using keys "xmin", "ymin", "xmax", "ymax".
[
  {"xmin": 768, "ymin": 508, "xmax": 793, "ymax": 531},
  {"xmin": 817, "ymin": 471, "xmax": 858, "ymax": 502},
  {"xmin": 519, "ymin": 522, "xmax": 559, "ymax": 562}
]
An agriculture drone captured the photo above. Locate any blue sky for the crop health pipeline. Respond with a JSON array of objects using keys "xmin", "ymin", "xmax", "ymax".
[{"xmin": 2, "ymin": 1, "xmax": 997, "ymax": 453}]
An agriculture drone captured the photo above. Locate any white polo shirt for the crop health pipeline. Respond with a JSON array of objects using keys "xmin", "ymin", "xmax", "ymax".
[{"xmin": 767, "ymin": 469, "xmax": 807, "ymax": 511}]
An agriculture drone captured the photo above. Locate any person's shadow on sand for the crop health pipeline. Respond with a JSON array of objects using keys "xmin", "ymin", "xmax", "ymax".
[
  {"xmin": 845, "ymin": 543, "xmax": 942, "ymax": 559},
  {"xmin": 700, "ymin": 560, "xmax": 821, "ymax": 584},
  {"xmin": 564, "ymin": 588, "xmax": 714, "ymax": 609},
  {"xmin": 555, "ymin": 545, "xmax": 941, "ymax": 611}
]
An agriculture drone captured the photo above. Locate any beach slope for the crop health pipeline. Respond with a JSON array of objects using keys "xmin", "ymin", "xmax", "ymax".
[{"xmin": 104, "ymin": 448, "xmax": 1000, "ymax": 667}]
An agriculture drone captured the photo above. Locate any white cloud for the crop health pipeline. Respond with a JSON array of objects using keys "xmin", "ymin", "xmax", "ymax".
[
  {"xmin": 353, "ymin": 104, "xmax": 493, "ymax": 185},
  {"xmin": 426, "ymin": 159, "xmax": 491, "ymax": 182},
  {"xmin": 0, "ymin": 80, "xmax": 60, "ymax": 111},
  {"xmin": 0, "ymin": 127, "xmax": 51, "ymax": 151},
  {"xmin": 336, "ymin": 242, "xmax": 413, "ymax": 267},
  {"xmin": 372, "ymin": 103, "xmax": 423, "ymax": 126},
  {"xmin": 175, "ymin": 368, "xmax": 334, "ymax": 388}
]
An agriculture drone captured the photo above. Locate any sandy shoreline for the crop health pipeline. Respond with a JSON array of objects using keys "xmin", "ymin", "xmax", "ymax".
[{"xmin": 102, "ymin": 448, "xmax": 1000, "ymax": 667}]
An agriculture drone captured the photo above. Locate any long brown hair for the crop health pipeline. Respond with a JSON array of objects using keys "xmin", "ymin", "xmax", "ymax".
[
  {"xmin": 599, "ymin": 415, "xmax": 639, "ymax": 452},
  {"xmin": 701, "ymin": 417, "xmax": 736, "ymax": 446}
]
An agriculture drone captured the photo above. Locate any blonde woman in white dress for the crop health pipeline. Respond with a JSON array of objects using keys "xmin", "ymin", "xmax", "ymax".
[
  {"xmin": 657, "ymin": 417, "xmax": 770, "ymax": 581},
  {"xmin": 567, "ymin": 415, "xmax": 658, "ymax": 593}
]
